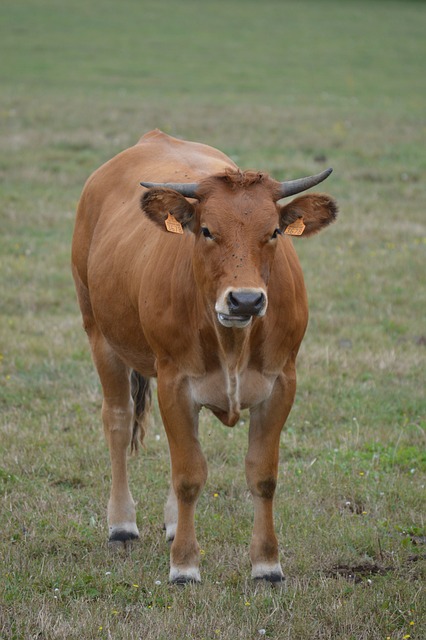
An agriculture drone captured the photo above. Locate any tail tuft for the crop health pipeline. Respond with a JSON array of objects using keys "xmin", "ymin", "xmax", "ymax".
[{"xmin": 130, "ymin": 371, "xmax": 152, "ymax": 453}]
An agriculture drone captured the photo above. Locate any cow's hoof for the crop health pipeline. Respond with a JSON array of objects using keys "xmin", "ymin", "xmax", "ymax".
[
  {"xmin": 108, "ymin": 523, "xmax": 139, "ymax": 550},
  {"xmin": 109, "ymin": 521, "xmax": 139, "ymax": 540},
  {"xmin": 252, "ymin": 562, "xmax": 284, "ymax": 583},
  {"xmin": 170, "ymin": 575, "xmax": 200, "ymax": 585},
  {"xmin": 254, "ymin": 572, "xmax": 285, "ymax": 584},
  {"xmin": 109, "ymin": 530, "xmax": 139, "ymax": 543},
  {"xmin": 169, "ymin": 566, "xmax": 201, "ymax": 585},
  {"xmin": 164, "ymin": 522, "xmax": 176, "ymax": 544}
]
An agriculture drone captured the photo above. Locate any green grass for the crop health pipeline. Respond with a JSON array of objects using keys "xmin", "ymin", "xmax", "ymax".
[{"xmin": 1, "ymin": 0, "xmax": 425, "ymax": 638}]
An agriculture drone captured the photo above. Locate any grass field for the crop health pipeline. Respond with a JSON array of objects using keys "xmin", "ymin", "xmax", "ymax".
[{"xmin": 1, "ymin": 1, "xmax": 425, "ymax": 638}]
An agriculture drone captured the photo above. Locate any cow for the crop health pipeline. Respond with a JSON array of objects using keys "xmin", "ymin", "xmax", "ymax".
[{"xmin": 71, "ymin": 129, "xmax": 337, "ymax": 584}]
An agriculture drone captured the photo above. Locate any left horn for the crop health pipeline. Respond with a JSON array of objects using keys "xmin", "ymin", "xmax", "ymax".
[
  {"xmin": 278, "ymin": 168, "xmax": 333, "ymax": 199},
  {"xmin": 140, "ymin": 181, "xmax": 199, "ymax": 198}
]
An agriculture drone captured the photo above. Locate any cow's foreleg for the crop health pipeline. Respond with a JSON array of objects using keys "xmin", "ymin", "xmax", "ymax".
[
  {"xmin": 157, "ymin": 371, "xmax": 206, "ymax": 583},
  {"xmin": 246, "ymin": 365, "xmax": 296, "ymax": 582},
  {"xmin": 89, "ymin": 329, "xmax": 139, "ymax": 544}
]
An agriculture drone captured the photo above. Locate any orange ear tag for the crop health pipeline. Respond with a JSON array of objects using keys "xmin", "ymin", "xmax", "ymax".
[
  {"xmin": 165, "ymin": 212, "xmax": 184, "ymax": 234},
  {"xmin": 284, "ymin": 218, "xmax": 305, "ymax": 236}
]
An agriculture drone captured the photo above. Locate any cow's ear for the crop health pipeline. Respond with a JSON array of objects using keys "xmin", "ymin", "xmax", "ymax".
[
  {"xmin": 141, "ymin": 188, "xmax": 196, "ymax": 232},
  {"xmin": 279, "ymin": 193, "xmax": 338, "ymax": 237}
]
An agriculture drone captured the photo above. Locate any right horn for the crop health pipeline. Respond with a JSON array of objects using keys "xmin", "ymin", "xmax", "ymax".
[{"xmin": 278, "ymin": 168, "xmax": 333, "ymax": 199}]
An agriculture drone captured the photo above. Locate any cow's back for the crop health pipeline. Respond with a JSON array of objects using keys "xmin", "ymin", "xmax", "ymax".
[
  {"xmin": 72, "ymin": 130, "xmax": 236, "ymax": 287},
  {"xmin": 136, "ymin": 129, "xmax": 238, "ymax": 181}
]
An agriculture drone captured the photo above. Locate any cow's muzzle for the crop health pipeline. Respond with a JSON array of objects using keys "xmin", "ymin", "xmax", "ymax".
[
  {"xmin": 216, "ymin": 288, "xmax": 267, "ymax": 328},
  {"xmin": 228, "ymin": 290, "xmax": 266, "ymax": 316}
]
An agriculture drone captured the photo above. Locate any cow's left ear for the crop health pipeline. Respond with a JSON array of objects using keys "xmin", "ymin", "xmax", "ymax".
[
  {"xmin": 279, "ymin": 194, "xmax": 338, "ymax": 237},
  {"xmin": 141, "ymin": 188, "xmax": 196, "ymax": 232}
]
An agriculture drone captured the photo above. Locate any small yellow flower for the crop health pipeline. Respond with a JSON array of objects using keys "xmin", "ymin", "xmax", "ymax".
[
  {"xmin": 213, "ymin": 492, "xmax": 219, "ymax": 498},
  {"xmin": 245, "ymin": 601, "xmax": 251, "ymax": 606},
  {"xmin": 359, "ymin": 471, "xmax": 364, "ymax": 476},
  {"xmin": 403, "ymin": 635, "xmax": 411, "ymax": 639},
  {"xmin": 409, "ymin": 621, "xmax": 415, "ymax": 626},
  {"xmin": 362, "ymin": 511, "xmax": 368, "ymax": 515},
  {"xmin": 98, "ymin": 627, "xmax": 103, "ymax": 632},
  {"xmin": 132, "ymin": 583, "xmax": 139, "ymax": 588},
  {"xmin": 112, "ymin": 610, "xmax": 118, "ymax": 615}
]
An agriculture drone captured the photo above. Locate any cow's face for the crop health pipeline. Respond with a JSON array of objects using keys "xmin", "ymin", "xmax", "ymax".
[
  {"xmin": 192, "ymin": 184, "xmax": 281, "ymax": 328},
  {"xmin": 141, "ymin": 171, "xmax": 337, "ymax": 329}
]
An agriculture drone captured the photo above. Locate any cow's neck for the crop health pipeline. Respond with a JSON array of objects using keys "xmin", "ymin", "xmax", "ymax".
[
  {"xmin": 213, "ymin": 324, "xmax": 251, "ymax": 427},
  {"xmin": 215, "ymin": 323, "xmax": 252, "ymax": 372}
]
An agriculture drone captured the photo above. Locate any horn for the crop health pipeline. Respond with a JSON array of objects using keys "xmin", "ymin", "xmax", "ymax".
[
  {"xmin": 278, "ymin": 168, "xmax": 333, "ymax": 199},
  {"xmin": 140, "ymin": 181, "xmax": 199, "ymax": 198}
]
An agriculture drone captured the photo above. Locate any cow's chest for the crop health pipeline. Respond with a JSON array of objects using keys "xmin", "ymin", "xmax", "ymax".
[{"xmin": 189, "ymin": 366, "xmax": 276, "ymax": 427}]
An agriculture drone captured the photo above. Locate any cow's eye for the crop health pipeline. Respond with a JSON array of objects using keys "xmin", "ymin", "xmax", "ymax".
[
  {"xmin": 271, "ymin": 228, "xmax": 282, "ymax": 240},
  {"xmin": 201, "ymin": 226, "xmax": 214, "ymax": 239}
]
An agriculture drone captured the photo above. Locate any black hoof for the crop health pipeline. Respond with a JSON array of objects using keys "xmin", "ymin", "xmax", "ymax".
[
  {"xmin": 163, "ymin": 523, "xmax": 176, "ymax": 544},
  {"xmin": 254, "ymin": 572, "xmax": 285, "ymax": 584},
  {"xmin": 109, "ymin": 529, "xmax": 139, "ymax": 543},
  {"xmin": 170, "ymin": 575, "xmax": 200, "ymax": 586}
]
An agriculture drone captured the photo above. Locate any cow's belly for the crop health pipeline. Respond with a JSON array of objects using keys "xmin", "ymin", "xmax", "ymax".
[{"xmin": 189, "ymin": 368, "xmax": 276, "ymax": 427}]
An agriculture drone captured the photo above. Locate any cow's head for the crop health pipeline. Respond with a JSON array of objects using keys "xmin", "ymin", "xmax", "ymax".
[{"xmin": 141, "ymin": 169, "xmax": 337, "ymax": 328}]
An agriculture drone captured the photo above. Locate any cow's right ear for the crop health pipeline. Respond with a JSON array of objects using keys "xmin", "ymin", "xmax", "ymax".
[{"xmin": 141, "ymin": 188, "xmax": 196, "ymax": 232}]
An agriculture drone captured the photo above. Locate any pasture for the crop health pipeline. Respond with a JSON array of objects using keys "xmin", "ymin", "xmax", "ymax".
[{"xmin": 1, "ymin": 0, "xmax": 425, "ymax": 638}]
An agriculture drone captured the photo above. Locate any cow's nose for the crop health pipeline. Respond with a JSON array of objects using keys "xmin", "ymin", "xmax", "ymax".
[{"xmin": 227, "ymin": 290, "xmax": 266, "ymax": 316}]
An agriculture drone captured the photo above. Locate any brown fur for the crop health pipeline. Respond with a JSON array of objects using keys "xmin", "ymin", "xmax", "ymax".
[
  {"xmin": 195, "ymin": 169, "xmax": 284, "ymax": 206},
  {"xmin": 71, "ymin": 129, "xmax": 337, "ymax": 582}
]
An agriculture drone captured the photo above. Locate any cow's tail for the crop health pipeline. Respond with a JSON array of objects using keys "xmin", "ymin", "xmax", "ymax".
[{"xmin": 130, "ymin": 370, "xmax": 152, "ymax": 453}]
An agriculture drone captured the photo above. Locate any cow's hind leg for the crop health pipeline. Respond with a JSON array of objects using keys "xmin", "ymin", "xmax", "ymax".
[
  {"xmin": 164, "ymin": 485, "xmax": 178, "ymax": 543},
  {"xmin": 88, "ymin": 326, "xmax": 139, "ymax": 544}
]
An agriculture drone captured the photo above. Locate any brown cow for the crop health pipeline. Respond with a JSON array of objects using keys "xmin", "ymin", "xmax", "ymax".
[{"xmin": 71, "ymin": 129, "xmax": 337, "ymax": 583}]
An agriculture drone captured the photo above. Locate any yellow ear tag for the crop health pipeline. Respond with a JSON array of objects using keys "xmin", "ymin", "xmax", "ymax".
[
  {"xmin": 284, "ymin": 218, "xmax": 305, "ymax": 236},
  {"xmin": 165, "ymin": 212, "xmax": 184, "ymax": 234}
]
